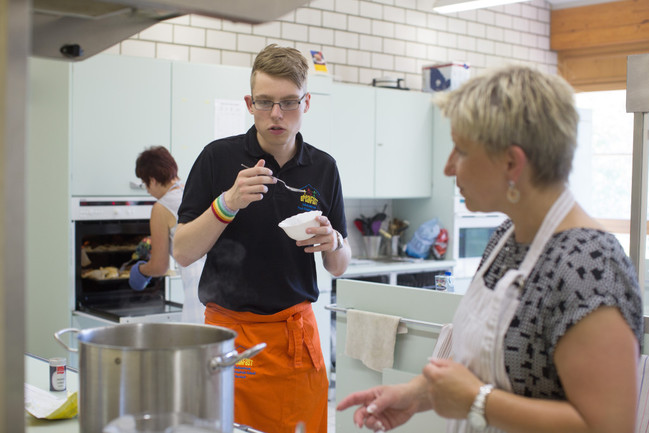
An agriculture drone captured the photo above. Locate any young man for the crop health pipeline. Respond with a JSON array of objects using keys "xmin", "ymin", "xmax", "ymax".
[{"xmin": 173, "ymin": 44, "xmax": 351, "ymax": 433}]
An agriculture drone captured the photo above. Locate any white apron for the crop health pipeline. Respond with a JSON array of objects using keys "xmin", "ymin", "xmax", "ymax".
[
  {"xmin": 447, "ymin": 189, "xmax": 574, "ymax": 433},
  {"xmin": 159, "ymin": 183, "xmax": 207, "ymax": 324}
]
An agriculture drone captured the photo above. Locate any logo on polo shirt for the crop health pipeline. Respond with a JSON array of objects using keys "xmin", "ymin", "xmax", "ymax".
[{"xmin": 297, "ymin": 185, "xmax": 319, "ymax": 212}]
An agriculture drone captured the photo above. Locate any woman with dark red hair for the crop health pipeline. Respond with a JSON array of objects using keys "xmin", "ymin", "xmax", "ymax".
[{"xmin": 131, "ymin": 145, "xmax": 206, "ymax": 323}]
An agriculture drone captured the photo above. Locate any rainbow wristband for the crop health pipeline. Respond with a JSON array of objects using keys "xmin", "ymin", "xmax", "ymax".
[{"xmin": 211, "ymin": 193, "xmax": 238, "ymax": 224}]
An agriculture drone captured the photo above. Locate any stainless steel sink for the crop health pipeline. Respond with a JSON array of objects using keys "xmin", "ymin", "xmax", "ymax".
[
  {"xmin": 350, "ymin": 257, "xmax": 419, "ymax": 265},
  {"xmin": 371, "ymin": 257, "xmax": 419, "ymax": 263}
]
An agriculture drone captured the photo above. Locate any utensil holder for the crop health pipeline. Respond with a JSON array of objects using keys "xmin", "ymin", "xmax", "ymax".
[
  {"xmin": 389, "ymin": 235, "xmax": 400, "ymax": 257},
  {"xmin": 363, "ymin": 236, "xmax": 382, "ymax": 259}
]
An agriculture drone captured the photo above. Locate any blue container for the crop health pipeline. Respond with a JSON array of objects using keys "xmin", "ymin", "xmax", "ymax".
[{"xmin": 405, "ymin": 218, "xmax": 440, "ymax": 259}]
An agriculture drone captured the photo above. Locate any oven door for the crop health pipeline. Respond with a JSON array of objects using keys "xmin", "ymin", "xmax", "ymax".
[
  {"xmin": 74, "ymin": 218, "xmax": 183, "ymax": 323},
  {"xmin": 453, "ymin": 213, "xmax": 507, "ymax": 278}
]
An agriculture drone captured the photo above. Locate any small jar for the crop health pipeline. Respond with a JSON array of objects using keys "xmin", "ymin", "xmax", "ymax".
[
  {"xmin": 435, "ymin": 272, "xmax": 454, "ymax": 292},
  {"xmin": 49, "ymin": 357, "xmax": 67, "ymax": 392},
  {"xmin": 434, "ymin": 274, "xmax": 448, "ymax": 291}
]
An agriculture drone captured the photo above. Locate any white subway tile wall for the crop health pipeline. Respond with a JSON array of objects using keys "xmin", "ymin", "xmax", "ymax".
[
  {"xmin": 174, "ymin": 25, "xmax": 207, "ymax": 46},
  {"xmin": 111, "ymin": 0, "xmax": 555, "ymax": 89},
  {"xmin": 139, "ymin": 23, "xmax": 173, "ymax": 43},
  {"xmin": 157, "ymin": 43, "xmax": 190, "ymax": 61}
]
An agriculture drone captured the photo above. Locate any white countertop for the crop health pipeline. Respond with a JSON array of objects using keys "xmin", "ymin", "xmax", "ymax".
[
  {"xmin": 25, "ymin": 354, "xmax": 79, "ymax": 433},
  {"xmin": 341, "ymin": 258, "xmax": 455, "ymax": 278},
  {"xmin": 24, "ymin": 353, "xmax": 258, "ymax": 433}
]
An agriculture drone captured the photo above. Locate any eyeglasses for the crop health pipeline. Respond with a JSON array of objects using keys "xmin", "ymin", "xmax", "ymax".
[{"xmin": 251, "ymin": 94, "xmax": 306, "ymax": 111}]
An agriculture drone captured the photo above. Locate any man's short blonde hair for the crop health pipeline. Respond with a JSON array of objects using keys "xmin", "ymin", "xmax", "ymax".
[
  {"xmin": 436, "ymin": 65, "xmax": 578, "ymax": 186},
  {"xmin": 251, "ymin": 44, "xmax": 309, "ymax": 92}
]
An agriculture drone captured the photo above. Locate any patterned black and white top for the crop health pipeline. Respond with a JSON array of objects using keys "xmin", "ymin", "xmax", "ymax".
[{"xmin": 479, "ymin": 219, "xmax": 644, "ymax": 399}]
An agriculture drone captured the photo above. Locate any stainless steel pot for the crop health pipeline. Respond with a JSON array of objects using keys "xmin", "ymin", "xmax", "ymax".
[{"xmin": 55, "ymin": 322, "xmax": 265, "ymax": 433}]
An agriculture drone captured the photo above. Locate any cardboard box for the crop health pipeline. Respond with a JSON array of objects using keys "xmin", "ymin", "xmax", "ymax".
[{"xmin": 422, "ymin": 62, "xmax": 470, "ymax": 92}]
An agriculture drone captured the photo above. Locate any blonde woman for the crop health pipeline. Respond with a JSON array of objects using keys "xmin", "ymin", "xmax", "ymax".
[{"xmin": 338, "ymin": 65, "xmax": 642, "ymax": 433}]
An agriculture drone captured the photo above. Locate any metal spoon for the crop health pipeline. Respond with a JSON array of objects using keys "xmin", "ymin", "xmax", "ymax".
[{"xmin": 240, "ymin": 164, "xmax": 306, "ymax": 193}]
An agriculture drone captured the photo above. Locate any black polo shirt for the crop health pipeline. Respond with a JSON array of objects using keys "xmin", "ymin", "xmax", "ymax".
[{"xmin": 178, "ymin": 126, "xmax": 348, "ymax": 314}]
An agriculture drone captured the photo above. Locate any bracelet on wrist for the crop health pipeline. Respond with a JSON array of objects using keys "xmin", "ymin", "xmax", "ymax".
[
  {"xmin": 333, "ymin": 230, "xmax": 344, "ymax": 251},
  {"xmin": 211, "ymin": 193, "xmax": 238, "ymax": 224}
]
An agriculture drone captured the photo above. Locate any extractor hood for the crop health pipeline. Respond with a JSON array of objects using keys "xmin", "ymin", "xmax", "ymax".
[{"xmin": 32, "ymin": 0, "xmax": 310, "ymax": 61}]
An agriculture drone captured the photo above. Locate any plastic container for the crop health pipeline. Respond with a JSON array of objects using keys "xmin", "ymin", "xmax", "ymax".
[
  {"xmin": 405, "ymin": 218, "xmax": 440, "ymax": 259},
  {"xmin": 445, "ymin": 271, "xmax": 454, "ymax": 292},
  {"xmin": 422, "ymin": 62, "xmax": 470, "ymax": 92},
  {"xmin": 434, "ymin": 271, "xmax": 454, "ymax": 292},
  {"xmin": 49, "ymin": 357, "xmax": 66, "ymax": 392}
]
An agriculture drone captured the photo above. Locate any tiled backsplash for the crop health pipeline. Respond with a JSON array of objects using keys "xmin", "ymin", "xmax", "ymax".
[{"xmin": 343, "ymin": 198, "xmax": 395, "ymax": 257}]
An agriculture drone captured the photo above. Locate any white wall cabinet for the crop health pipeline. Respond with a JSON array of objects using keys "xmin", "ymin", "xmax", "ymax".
[
  {"xmin": 331, "ymin": 83, "xmax": 434, "ymax": 198},
  {"xmin": 375, "ymin": 88, "xmax": 434, "ymax": 198},
  {"xmin": 300, "ymin": 74, "xmax": 333, "ymax": 157},
  {"xmin": 49, "ymin": 54, "xmax": 431, "ymax": 199},
  {"xmin": 170, "ymin": 62, "xmax": 253, "ymax": 179},
  {"xmin": 70, "ymin": 55, "xmax": 172, "ymax": 196},
  {"xmin": 393, "ymin": 107, "xmax": 456, "ymax": 257},
  {"xmin": 65, "ymin": 55, "xmax": 336, "ymax": 197},
  {"xmin": 331, "ymin": 84, "xmax": 375, "ymax": 197}
]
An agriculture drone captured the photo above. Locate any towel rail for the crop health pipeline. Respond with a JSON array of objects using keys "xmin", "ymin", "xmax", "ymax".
[{"xmin": 325, "ymin": 303, "xmax": 445, "ymax": 330}]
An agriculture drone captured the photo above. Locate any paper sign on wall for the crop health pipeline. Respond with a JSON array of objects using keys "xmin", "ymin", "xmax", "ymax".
[
  {"xmin": 310, "ymin": 50, "xmax": 328, "ymax": 73},
  {"xmin": 214, "ymin": 99, "xmax": 247, "ymax": 140}
]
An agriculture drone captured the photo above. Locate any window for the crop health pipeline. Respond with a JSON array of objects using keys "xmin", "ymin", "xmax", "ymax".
[
  {"xmin": 573, "ymin": 90, "xmax": 634, "ymax": 248},
  {"xmin": 573, "ymin": 90, "xmax": 649, "ymax": 312}
]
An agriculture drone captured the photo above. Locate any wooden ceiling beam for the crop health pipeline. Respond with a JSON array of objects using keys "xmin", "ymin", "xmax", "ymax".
[
  {"xmin": 551, "ymin": 0, "xmax": 649, "ymax": 90},
  {"xmin": 551, "ymin": 0, "xmax": 649, "ymax": 50}
]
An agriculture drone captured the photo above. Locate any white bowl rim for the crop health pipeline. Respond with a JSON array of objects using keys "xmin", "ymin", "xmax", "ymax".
[{"xmin": 278, "ymin": 210, "xmax": 322, "ymax": 228}]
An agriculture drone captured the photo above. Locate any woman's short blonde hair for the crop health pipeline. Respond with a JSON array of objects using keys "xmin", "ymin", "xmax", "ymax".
[
  {"xmin": 250, "ymin": 44, "xmax": 309, "ymax": 92},
  {"xmin": 436, "ymin": 65, "xmax": 578, "ymax": 186}
]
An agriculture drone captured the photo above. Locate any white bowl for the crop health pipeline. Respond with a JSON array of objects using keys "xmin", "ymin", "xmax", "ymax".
[{"xmin": 278, "ymin": 210, "xmax": 322, "ymax": 241}]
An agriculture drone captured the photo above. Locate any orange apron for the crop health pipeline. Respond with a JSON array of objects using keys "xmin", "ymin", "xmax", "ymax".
[{"xmin": 205, "ymin": 301, "xmax": 329, "ymax": 433}]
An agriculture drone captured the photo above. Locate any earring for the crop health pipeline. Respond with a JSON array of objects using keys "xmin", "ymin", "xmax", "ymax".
[{"xmin": 507, "ymin": 180, "xmax": 520, "ymax": 204}]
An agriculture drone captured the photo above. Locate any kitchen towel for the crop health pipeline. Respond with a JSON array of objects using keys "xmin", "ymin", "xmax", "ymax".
[
  {"xmin": 430, "ymin": 323, "xmax": 453, "ymax": 359},
  {"xmin": 344, "ymin": 309, "xmax": 407, "ymax": 372}
]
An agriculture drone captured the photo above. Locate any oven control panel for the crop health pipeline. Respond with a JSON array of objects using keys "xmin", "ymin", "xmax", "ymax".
[{"xmin": 71, "ymin": 197, "xmax": 155, "ymax": 220}]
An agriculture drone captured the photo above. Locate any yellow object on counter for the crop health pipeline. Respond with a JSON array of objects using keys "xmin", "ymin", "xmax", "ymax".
[{"xmin": 24, "ymin": 384, "xmax": 78, "ymax": 420}]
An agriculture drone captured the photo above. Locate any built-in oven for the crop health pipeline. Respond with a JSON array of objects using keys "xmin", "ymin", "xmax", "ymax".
[
  {"xmin": 452, "ymin": 195, "xmax": 507, "ymax": 280},
  {"xmin": 71, "ymin": 197, "xmax": 183, "ymax": 324}
]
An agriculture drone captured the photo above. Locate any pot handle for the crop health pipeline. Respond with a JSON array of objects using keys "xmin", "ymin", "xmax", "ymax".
[
  {"xmin": 54, "ymin": 328, "xmax": 81, "ymax": 353},
  {"xmin": 209, "ymin": 342, "xmax": 267, "ymax": 372}
]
